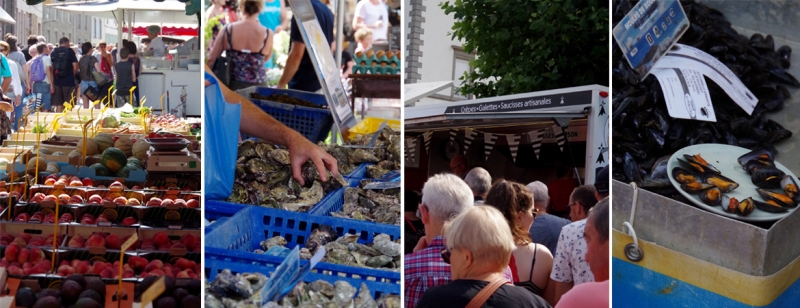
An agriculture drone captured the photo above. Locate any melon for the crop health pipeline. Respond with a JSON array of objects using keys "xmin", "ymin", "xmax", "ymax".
[
  {"xmin": 127, "ymin": 157, "xmax": 142, "ymax": 168},
  {"xmin": 26, "ymin": 157, "xmax": 46, "ymax": 175},
  {"xmin": 132, "ymin": 139, "xmax": 150, "ymax": 161},
  {"xmin": 46, "ymin": 162, "xmax": 60, "ymax": 174},
  {"xmin": 102, "ymin": 115, "xmax": 120, "ymax": 128},
  {"xmin": 94, "ymin": 134, "xmax": 114, "ymax": 152},
  {"xmin": 116, "ymin": 166, "xmax": 131, "ymax": 178},
  {"xmin": 37, "ymin": 147, "xmax": 52, "ymax": 155},
  {"xmin": 89, "ymin": 163, "xmax": 110, "ymax": 176},
  {"xmin": 100, "ymin": 148, "xmax": 127, "ymax": 173},
  {"xmin": 114, "ymin": 138, "xmax": 133, "ymax": 157},
  {"xmin": 77, "ymin": 138, "xmax": 99, "ymax": 155}
]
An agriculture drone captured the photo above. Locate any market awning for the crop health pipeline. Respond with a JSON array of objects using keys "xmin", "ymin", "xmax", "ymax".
[
  {"xmin": 0, "ymin": 7, "xmax": 15, "ymax": 24},
  {"xmin": 404, "ymin": 81, "xmax": 453, "ymax": 106},
  {"xmin": 122, "ymin": 25, "xmax": 197, "ymax": 36},
  {"xmin": 405, "ymin": 84, "xmax": 606, "ymax": 131},
  {"xmin": 48, "ymin": 0, "xmax": 195, "ymax": 24}
]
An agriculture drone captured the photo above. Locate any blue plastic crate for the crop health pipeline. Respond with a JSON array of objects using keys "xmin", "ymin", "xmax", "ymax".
[
  {"xmin": 237, "ymin": 87, "xmax": 333, "ymax": 143},
  {"xmin": 205, "ymin": 249, "xmax": 400, "ymax": 300},
  {"xmin": 344, "ymin": 162, "xmax": 372, "ymax": 182},
  {"xmin": 204, "ymin": 199, "xmax": 246, "ymax": 222},
  {"xmin": 204, "ymin": 204, "xmax": 400, "ymax": 290}
]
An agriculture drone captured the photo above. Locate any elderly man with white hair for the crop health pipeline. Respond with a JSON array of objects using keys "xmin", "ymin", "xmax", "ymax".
[
  {"xmin": 527, "ymin": 181, "xmax": 571, "ymax": 256},
  {"xmin": 464, "ymin": 167, "xmax": 491, "ymax": 204},
  {"xmin": 417, "ymin": 206, "xmax": 551, "ymax": 308},
  {"xmin": 404, "ymin": 173, "xmax": 515, "ymax": 308}
]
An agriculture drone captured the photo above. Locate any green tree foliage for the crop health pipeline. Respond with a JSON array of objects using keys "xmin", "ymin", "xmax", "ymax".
[{"xmin": 441, "ymin": 0, "xmax": 609, "ymax": 98}]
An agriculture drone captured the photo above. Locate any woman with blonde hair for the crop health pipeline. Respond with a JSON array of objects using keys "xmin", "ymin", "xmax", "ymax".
[
  {"xmin": 485, "ymin": 179, "xmax": 555, "ymax": 302},
  {"xmin": 417, "ymin": 206, "xmax": 550, "ymax": 307}
]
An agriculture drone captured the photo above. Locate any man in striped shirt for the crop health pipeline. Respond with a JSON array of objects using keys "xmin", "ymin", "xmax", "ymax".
[{"xmin": 404, "ymin": 173, "xmax": 514, "ymax": 307}]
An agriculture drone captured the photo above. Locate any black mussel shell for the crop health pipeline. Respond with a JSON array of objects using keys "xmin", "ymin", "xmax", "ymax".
[
  {"xmin": 756, "ymin": 188, "xmax": 796, "ymax": 208},
  {"xmin": 705, "ymin": 174, "xmax": 739, "ymax": 193},
  {"xmin": 672, "ymin": 167, "xmax": 700, "ymax": 184},
  {"xmin": 745, "ymin": 159, "xmax": 776, "ymax": 175},
  {"xmin": 737, "ymin": 148, "xmax": 774, "ymax": 166},
  {"xmin": 699, "ymin": 187, "xmax": 722, "ymax": 206},
  {"xmin": 681, "ymin": 182, "xmax": 715, "ymax": 193},
  {"xmin": 682, "ymin": 154, "xmax": 721, "ymax": 174},
  {"xmin": 754, "ymin": 199, "xmax": 789, "ymax": 213},
  {"xmin": 781, "ymin": 175, "xmax": 800, "ymax": 201},
  {"xmin": 751, "ymin": 168, "xmax": 786, "ymax": 189}
]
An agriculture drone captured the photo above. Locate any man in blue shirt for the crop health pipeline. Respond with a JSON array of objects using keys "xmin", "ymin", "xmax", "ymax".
[
  {"xmin": 276, "ymin": 0, "xmax": 333, "ymax": 93},
  {"xmin": 528, "ymin": 181, "xmax": 571, "ymax": 256}
]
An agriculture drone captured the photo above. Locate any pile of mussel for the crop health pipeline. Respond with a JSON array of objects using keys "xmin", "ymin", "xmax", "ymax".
[
  {"xmin": 672, "ymin": 149, "xmax": 799, "ymax": 216},
  {"xmin": 612, "ymin": 0, "xmax": 798, "ymax": 196}
]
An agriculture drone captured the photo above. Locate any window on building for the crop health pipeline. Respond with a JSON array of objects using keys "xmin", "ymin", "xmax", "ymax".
[
  {"xmin": 430, "ymin": 47, "xmax": 476, "ymax": 101},
  {"xmin": 46, "ymin": 30, "xmax": 50, "ymax": 42}
]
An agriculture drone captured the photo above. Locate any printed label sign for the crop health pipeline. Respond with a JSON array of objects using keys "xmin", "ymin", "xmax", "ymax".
[
  {"xmin": 443, "ymin": 90, "xmax": 593, "ymax": 114},
  {"xmin": 613, "ymin": 0, "xmax": 690, "ymax": 78},
  {"xmin": 654, "ymin": 44, "xmax": 757, "ymax": 115},
  {"xmin": 652, "ymin": 68, "xmax": 716, "ymax": 122},
  {"xmin": 290, "ymin": 0, "xmax": 357, "ymax": 137}
]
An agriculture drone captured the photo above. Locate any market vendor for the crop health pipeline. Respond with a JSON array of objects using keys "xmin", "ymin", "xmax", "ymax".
[
  {"xmin": 145, "ymin": 25, "xmax": 168, "ymax": 58},
  {"xmin": 204, "ymin": 64, "xmax": 338, "ymax": 184}
]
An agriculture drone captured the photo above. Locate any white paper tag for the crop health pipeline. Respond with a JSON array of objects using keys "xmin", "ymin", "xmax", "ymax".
[
  {"xmin": 654, "ymin": 44, "xmax": 757, "ymax": 115},
  {"xmin": 652, "ymin": 68, "xmax": 716, "ymax": 122}
]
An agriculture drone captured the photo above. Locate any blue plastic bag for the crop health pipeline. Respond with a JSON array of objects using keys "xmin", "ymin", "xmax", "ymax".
[{"xmin": 204, "ymin": 71, "xmax": 242, "ymax": 200}]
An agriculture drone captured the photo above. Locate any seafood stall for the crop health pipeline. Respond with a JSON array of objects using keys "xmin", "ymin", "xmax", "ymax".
[
  {"xmin": 202, "ymin": 0, "xmax": 401, "ymax": 304},
  {"xmin": 0, "ymin": 104, "xmax": 202, "ymax": 307},
  {"xmin": 611, "ymin": 0, "xmax": 800, "ymax": 307},
  {"xmin": 404, "ymin": 85, "xmax": 609, "ymax": 192}
]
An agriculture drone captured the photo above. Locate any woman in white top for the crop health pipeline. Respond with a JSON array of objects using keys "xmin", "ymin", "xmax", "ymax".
[
  {"xmin": 145, "ymin": 25, "xmax": 167, "ymax": 58},
  {"xmin": 353, "ymin": 0, "xmax": 389, "ymax": 43}
]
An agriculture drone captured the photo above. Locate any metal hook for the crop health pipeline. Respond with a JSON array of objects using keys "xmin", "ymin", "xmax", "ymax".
[{"xmin": 623, "ymin": 183, "xmax": 643, "ymax": 262}]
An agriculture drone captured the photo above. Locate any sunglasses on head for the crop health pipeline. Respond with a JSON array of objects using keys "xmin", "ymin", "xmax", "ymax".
[{"xmin": 441, "ymin": 249, "xmax": 451, "ymax": 264}]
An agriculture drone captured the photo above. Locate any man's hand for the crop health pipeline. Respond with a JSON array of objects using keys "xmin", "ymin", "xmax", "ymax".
[
  {"xmin": 374, "ymin": 20, "xmax": 383, "ymax": 29},
  {"xmin": 14, "ymin": 96, "xmax": 20, "ymax": 106},
  {"xmin": 286, "ymin": 133, "xmax": 338, "ymax": 186},
  {"xmin": 49, "ymin": 85, "xmax": 54, "ymax": 94}
]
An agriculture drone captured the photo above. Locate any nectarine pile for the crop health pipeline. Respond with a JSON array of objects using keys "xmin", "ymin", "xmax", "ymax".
[{"xmin": 1, "ymin": 244, "xmax": 51, "ymax": 276}]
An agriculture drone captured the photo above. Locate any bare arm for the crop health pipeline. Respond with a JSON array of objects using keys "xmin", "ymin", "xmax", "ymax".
[
  {"xmin": 204, "ymin": 64, "xmax": 338, "ymax": 183},
  {"xmin": 277, "ymin": 41, "xmax": 305, "ymax": 89},
  {"xmin": 275, "ymin": 0, "xmax": 288, "ymax": 33},
  {"xmin": 46, "ymin": 64, "xmax": 53, "ymax": 93},
  {"xmin": 72, "ymin": 62, "xmax": 78, "ymax": 75},
  {"xmin": 552, "ymin": 280, "xmax": 574, "ymax": 305},
  {"xmin": 131, "ymin": 63, "xmax": 137, "ymax": 83},
  {"xmin": 262, "ymin": 29, "xmax": 274, "ymax": 60},
  {"xmin": 206, "ymin": 25, "xmax": 228, "ymax": 67}
]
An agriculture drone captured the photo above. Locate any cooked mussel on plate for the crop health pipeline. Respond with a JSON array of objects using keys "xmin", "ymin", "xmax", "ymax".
[
  {"xmin": 680, "ymin": 154, "xmax": 721, "ymax": 174},
  {"xmin": 751, "ymin": 168, "xmax": 786, "ymax": 189},
  {"xmin": 756, "ymin": 188, "xmax": 797, "ymax": 208},
  {"xmin": 781, "ymin": 175, "xmax": 800, "ymax": 202},
  {"xmin": 721, "ymin": 195, "xmax": 755, "ymax": 216}
]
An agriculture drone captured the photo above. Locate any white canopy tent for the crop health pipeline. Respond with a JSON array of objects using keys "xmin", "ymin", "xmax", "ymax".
[
  {"xmin": 48, "ymin": 0, "xmax": 195, "ymax": 45},
  {"xmin": 0, "ymin": 7, "xmax": 14, "ymax": 25}
]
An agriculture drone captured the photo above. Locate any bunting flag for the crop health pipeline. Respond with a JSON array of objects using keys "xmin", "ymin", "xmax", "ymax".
[
  {"xmin": 423, "ymin": 131, "xmax": 433, "ymax": 153},
  {"xmin": 528, "ymin": 129, "xmax": 545, "ymax": 160},
  {"xmin": 506, "ymin": 134, "xmax": 521, "ymax": 162},
  {"xmin": 554, "ymin": 125, "xmax": 566, "ymax": 152},
  {"xmin": 483, "ymin": 133, "xmax": 497, "ymax": 161},
  {"xmin": 464, "ymin": 128, "xmax": 476, "ymax": 154},
  {"xmin": 449, "ymin": 128, "xmax": 457, "ymax": 142},
  {"xmin": 406, "ymin": 138, "xmax": 417, "ymax": 161}
]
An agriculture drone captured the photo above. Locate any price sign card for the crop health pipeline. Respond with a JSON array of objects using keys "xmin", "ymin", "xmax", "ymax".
[{"xmin": 613, "ymin": 0, "xmax": 690, "ymax": 78}]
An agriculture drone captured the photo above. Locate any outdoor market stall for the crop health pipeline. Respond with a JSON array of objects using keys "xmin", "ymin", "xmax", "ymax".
[
  {"xmin": 611, "ymin": 0, "xmax": 800, "ymax": 307},
  {"xmin": 49, "ymin": 0, "xmax": 202, "ymax": 117},
  {"xmin": 203, "ymin": 0, "xmax": 401, "ymax": 305},
  {"xmin": 404, "ymin": 84, "xmax": 609, "ymax": 193},
  {"xmin": 0, "ymin": 100, "xmax": 201, "ymax": 306}
]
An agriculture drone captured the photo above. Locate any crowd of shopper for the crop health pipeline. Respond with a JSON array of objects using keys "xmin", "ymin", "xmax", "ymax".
[{"xmin": 405, "ymin": 164, "xmax": 610, "ymax": 308}]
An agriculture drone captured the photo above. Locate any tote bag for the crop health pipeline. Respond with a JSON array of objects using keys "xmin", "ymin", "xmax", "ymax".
[{"xmin": 204, "ymin": 71, "xmax": 242, "ymax": 200}]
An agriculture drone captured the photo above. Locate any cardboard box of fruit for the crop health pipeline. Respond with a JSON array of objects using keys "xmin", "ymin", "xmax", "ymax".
[
  {"xmin": 0, "ymin": 202, "xmax": 76, "ymax": 224},
  {"xmin": 135, "ymin": 228, "xmax": 200, "ymax": 254},
  {"xmin": 61, "ymin": 225, "xmax": 138, "ymax": 254}
]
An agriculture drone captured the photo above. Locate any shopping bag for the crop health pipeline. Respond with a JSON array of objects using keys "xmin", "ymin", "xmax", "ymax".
[{"xmin": 204, "ymin": 71, "xmax": 241, "ymax": 200}]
